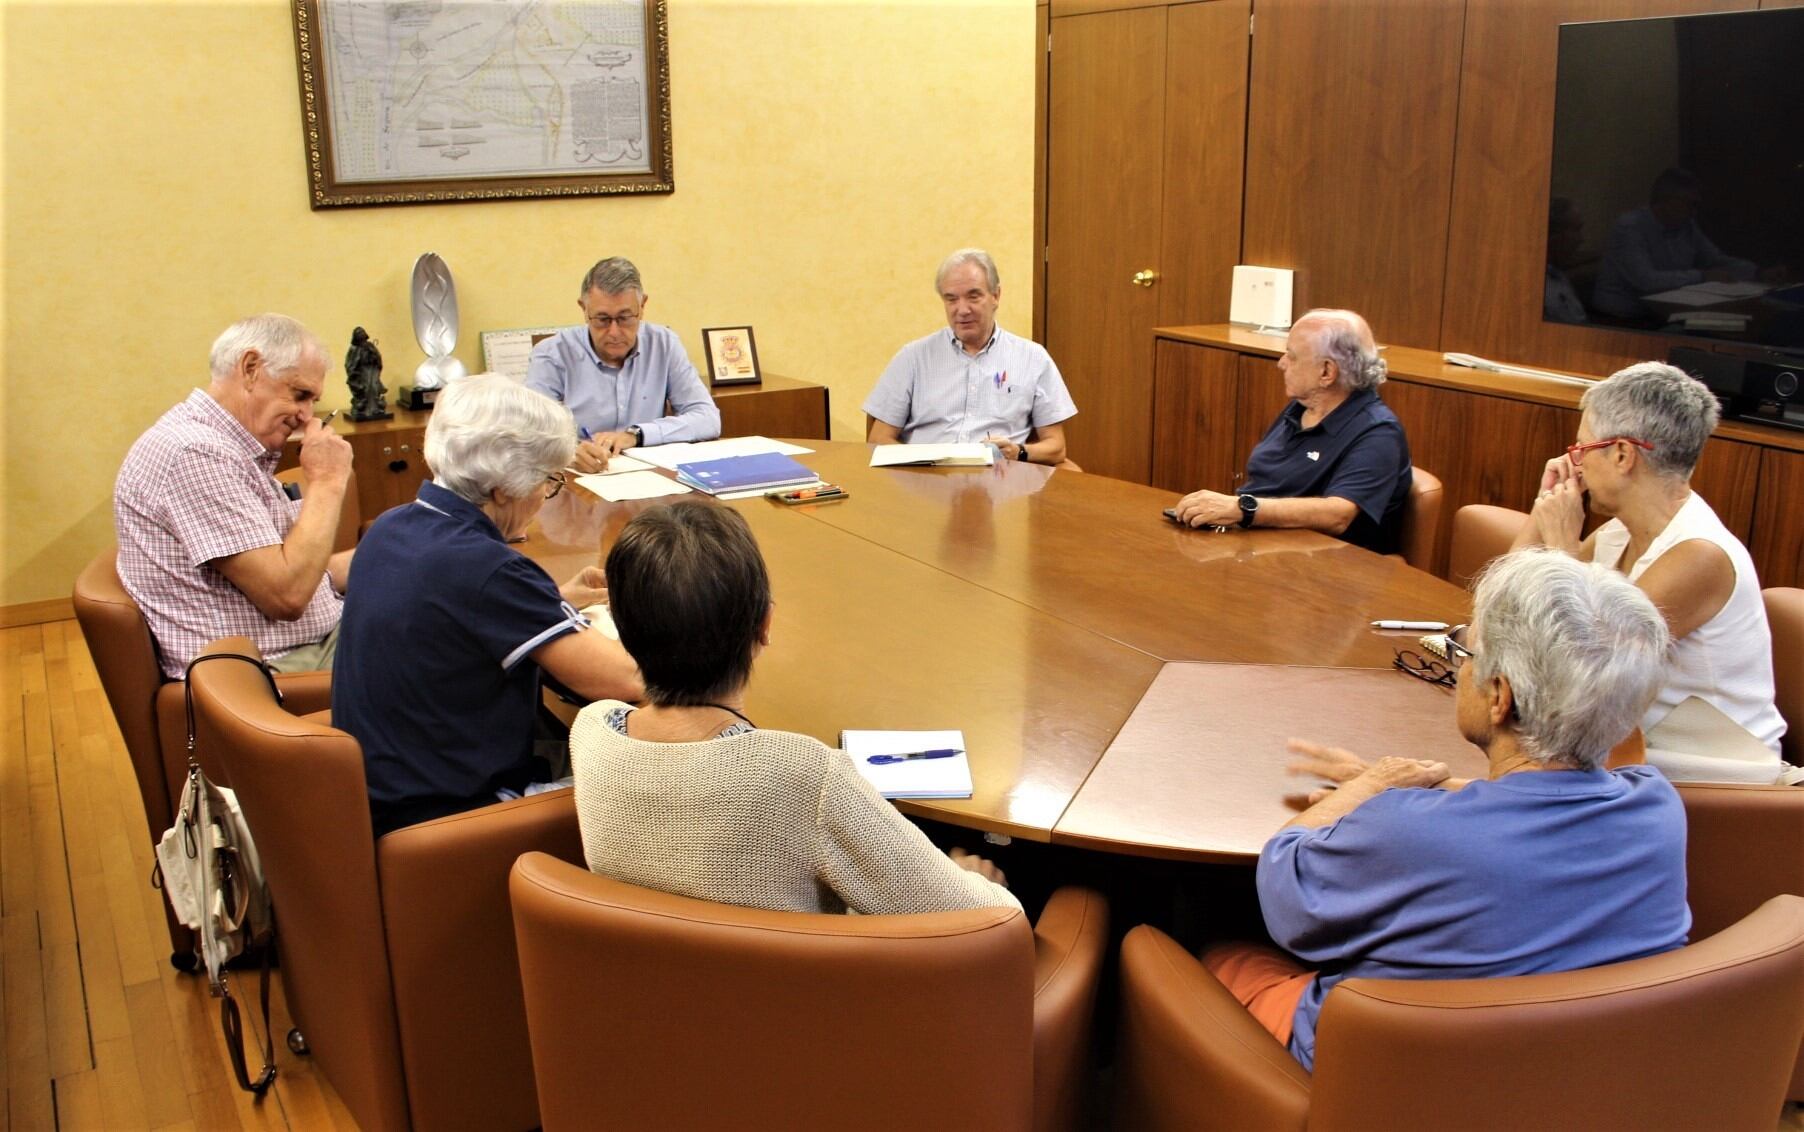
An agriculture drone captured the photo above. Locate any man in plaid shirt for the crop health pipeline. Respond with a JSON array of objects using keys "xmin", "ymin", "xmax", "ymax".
[{"xmin": 114, "ymin": 314, "xmax": 355, "ymax": 677}]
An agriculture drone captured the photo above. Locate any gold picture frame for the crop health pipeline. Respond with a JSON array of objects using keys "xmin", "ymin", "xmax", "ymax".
[
  {"xmin": 702, "ymin": 326, "xmax": 762, "ymax": 386},
  {"xmin": 291, "ymin": 1, "xmax": 673, "ymax": 209}
]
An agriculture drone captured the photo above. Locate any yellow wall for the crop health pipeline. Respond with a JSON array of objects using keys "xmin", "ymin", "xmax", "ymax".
[{"xmin": 1, "ymin": 0, "xmax": 1038, "ymax": 607}]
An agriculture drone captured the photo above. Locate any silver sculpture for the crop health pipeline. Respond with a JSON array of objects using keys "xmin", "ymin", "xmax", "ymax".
[{"xmin": 410, "ymin": 252, "xmax": 467, "ymax": 391}]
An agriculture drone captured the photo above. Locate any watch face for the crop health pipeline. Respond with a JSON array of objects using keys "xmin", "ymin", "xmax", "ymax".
[{"xmin": 1238, "ymin": 494, "xmax": 1257, "ymax": 511}]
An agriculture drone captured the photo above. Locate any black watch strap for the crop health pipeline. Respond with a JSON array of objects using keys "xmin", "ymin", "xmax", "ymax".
[{"xmin": 1237, "ymin": 494, "xmax": 1258, "ymax": 528}]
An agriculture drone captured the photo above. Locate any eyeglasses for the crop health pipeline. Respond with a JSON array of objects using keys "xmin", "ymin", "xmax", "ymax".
[
  {"xmin": 587, "ymin": 313, "xmax": 641, "ymax": 331},
  {"xmin": 1566, "ymin": 437, "xmax": 1653, "ymax": 465},
  {"xmin": 544, "ymin": 472, "xmax": 567, "ymax": 500},
  {"xmin": 1393, "ymin": 625, "xmax": 1476, "ymax": 689}
]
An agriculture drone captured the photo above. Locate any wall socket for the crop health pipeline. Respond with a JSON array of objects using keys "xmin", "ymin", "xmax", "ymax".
[{"xmin": 1229, "ymin": 266, "xmax": 1294, "ymax": 331}]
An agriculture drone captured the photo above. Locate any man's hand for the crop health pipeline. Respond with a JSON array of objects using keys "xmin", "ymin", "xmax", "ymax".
[
  {"xmin": 1531, "ymin": 477, "xmax": 1585, "ymax": 554},
  {"xmin": 949, "ymin": 846, "xmax": 1008, "ymax": 889},
  {"xmin": 572, "ymin": 439, "xmax": 611, "ymax": 474},
  {"xmin": 981, "ymin": 434, "xmax": 1023, "ymax": 463},
  {"xmin": 559, "ymin": 565, "xmax": 608, "ymax": 610},
  {"xmin": 1173, "ymin": 488, "xmax": 1241, "ymax": 529},
  {"xmin": 297, "ymin": 417, "xmax": 353, "ymax": 485},
  {"xmin": 591, "ymin": 430, "xmax": 638, "ymax": 457}
]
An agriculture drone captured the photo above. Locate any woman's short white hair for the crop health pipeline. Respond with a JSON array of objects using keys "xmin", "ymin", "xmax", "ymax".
[
  {"xmin": 209, "ymin": 314, "xmax": 324, "ymax": 380},
  {"xmin": 1580, "ymin": 362, "xmax": 1720, "ymax": 479},
  {"xmin": 425, "ymin": 374, "xmax": 576, "ymax": 505},
  {"xmin": 1471, "ymin": 549, "xmax": 1670, "ymax": 770}
]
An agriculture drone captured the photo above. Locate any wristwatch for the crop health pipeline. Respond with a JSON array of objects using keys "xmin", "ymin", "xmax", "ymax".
[
  {"xmin": 1016, "ymin": 444, "xmax": 1028, "ymax": 462},
  {"xmin": 1237, "ymin": 493, "xmax": 1259, "ymax": 528},
  {"xmin": 626, "ymin": 426, "xmax": 644, "ymax": 447}
]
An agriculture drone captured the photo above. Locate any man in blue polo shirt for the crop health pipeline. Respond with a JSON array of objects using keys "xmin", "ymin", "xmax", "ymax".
[
  {"xmin": 865, "ymin": 248, "xmax": 1078, "ymax": 466},
  {"xmin": 525, "ymin": 256, "xmax": 721, "ymax": 473},
  {"xmin": 1172, "ymin": 309, "xmax": 1411, "ymax": 554}
]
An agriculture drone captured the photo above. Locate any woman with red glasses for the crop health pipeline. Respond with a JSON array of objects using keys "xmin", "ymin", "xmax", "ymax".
[{"xmin": 1512, "ymin": 362, "xmax": 1786, "ymax": 782}]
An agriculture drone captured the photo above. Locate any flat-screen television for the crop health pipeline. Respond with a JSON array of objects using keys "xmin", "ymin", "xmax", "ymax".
[{"xmin": 1545, "ymin": 8, "xmax": 1804, "ymax": 357}]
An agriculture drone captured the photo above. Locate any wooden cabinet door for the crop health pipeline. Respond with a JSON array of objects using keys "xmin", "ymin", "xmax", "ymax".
[
  {"xmin": 1150, "ymin": 341, "xmax": 1238, "ymax": 493},
  {"xmin": 1752, "ymin": 447, "xmax": 1804, "ymax": 590},
  {"xmin": 1046, "ymin": 6, "xmax": 1168, "ymax": 483}
]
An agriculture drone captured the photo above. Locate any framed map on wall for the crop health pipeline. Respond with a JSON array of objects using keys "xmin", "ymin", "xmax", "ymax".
[{"xmin": 291, "ymin": 0, "xmax": 672, "ymax": 208}]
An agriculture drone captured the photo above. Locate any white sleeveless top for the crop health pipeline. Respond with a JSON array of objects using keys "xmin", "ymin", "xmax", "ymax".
[{"xmin": 1592, "ymin": 492, "xmax": 1786, "ymax": 780}]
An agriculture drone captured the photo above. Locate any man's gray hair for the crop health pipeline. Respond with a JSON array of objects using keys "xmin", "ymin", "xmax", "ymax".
[
  {"xmin": 1300, "ymin": 309, "xmax": 1386, "ymax": 392},
  {"xmin": 935, "ymin": 248, "xmax": 1001, "ymax": 295},
  {"xmin": 581, "ymin": 257, "xmax": 644, "ymax": 299},
  {"xmin": 1580, "ymin": 362, "xmax": 1720, "ymax": 479},
  {"xmin": 1470, "ymin": 548, "xmax": 1670, "ymax": 770},
  {"xmin": 426, "ymin": 374, "xmax": 577, "ymax": 505},
  {"xmin": 208, "ymin": 314, "xmax": 325, "ymax": 381}
]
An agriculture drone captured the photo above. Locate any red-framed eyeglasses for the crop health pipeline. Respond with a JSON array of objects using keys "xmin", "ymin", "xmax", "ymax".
[{"xmin": 1566, "ymin": 437, "xmax": 1654, "ymax": 465}]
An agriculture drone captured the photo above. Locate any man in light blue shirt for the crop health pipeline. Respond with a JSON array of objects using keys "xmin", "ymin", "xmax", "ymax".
[
  {"xmin": 525, "ymin": 257, "xmax": 721, "ymax": 472},
  {"xmin": 864, "ymin": 249, "xmax": 1078, "ymax": 466}
]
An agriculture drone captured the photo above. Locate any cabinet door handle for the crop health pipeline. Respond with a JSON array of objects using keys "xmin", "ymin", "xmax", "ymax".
[
  {"xmin": 399, "ymin": 443, "xmax": 411, "ymax": 453},
  {"xmin": 1132, "ymin": 269, "xmax": 1159, "ymax": 288},
  {"xmin": 382, "ymin": 445, "xmax": 394, "ymax": 457}
]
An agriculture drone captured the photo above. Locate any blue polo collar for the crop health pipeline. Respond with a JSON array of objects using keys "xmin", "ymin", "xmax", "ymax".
[
  {"xmin": 1283, "ymin": 387, "xmax": 1378, "ymax": 437},
  {"xmin": 415, "ymin": 480, "xmax": 505, "ymax": 543}
]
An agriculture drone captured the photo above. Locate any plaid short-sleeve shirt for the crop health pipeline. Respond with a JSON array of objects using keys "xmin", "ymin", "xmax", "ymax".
[{"xmin": 113, "ymin": 390, "xmax": 342, "ymax": 676}]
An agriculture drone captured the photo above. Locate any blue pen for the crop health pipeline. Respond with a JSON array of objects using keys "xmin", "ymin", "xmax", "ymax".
[
  {"xmin": 866, "ymin": 749, "xmax": 963, "ymax": 765},
  {"xmin": 579, "ymin": 425, "xmax": 593, "ymax": 442}
]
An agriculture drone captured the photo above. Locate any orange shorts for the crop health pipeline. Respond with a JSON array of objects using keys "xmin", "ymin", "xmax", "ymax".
[{"xmin": 1201, "ymin": 942, "xmax": 1315, "ymax": 1046}]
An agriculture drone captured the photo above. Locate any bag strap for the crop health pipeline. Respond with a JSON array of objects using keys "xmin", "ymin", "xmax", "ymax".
[
  {"xmin": 219, "ymin": 933, "xmax": 277, "ymax": 1097},
  {"xmin": 183, "ymin": 651, "xmax": 283, "ymax": 772},
  {"xmin": 181, "ymin": 651, "xmax": 282, "ymax": 1098}
]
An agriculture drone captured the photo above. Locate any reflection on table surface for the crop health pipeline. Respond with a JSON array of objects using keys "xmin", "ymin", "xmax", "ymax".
[{"xmin": 517, "ymin": 440, "xmax": 1475, "ymax": 859}]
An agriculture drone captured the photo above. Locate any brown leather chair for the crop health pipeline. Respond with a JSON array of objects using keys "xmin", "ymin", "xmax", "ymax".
[
  {"xmin": 509, "ymin": 851, "xmax": 1110, "ymax": 1132},
  {"xmin": 1678, "ymin": 781, "xmax": 1804, "ymax": 1101},
  {"xmin": 1765, "ymin": 587, "xmax": 1802, "ymax": 768},
  {"xmin": 1114, "ymin": 896, "xmax": 1804, "ymax": 1132},
  {"xmin": 1395, "ymin": 465, "xmax": 1444, "ymax": 572},
  {"xmin": 187, "ymin": 637, "xmax": 579, "ymax": 1132},
  {"xmin": 1448, "ymin": 503, "xmax": 1530, "ymax": 588},
  {"xmin": 71, "ymin": 550, "xmax": 332, "ymax": 965}
]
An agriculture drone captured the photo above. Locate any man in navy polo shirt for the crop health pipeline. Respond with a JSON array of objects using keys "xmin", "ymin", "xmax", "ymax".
[{"xmin": 1172, "ymin": 309, "xmax": 1412, "ymax": 554}]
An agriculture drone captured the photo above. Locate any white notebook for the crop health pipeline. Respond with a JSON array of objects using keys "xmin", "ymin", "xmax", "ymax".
[
  {"xmin": 839, "ymin": 729, "xmax": 974, "ymax": 799},
  {"xmin": 870, "ymin": 443, "xmax": 994, "ymax": 468}
]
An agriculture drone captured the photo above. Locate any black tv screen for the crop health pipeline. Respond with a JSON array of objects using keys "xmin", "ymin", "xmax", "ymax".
[{"xmin": 1545, "ymin": 8, "xmax": 1804, "ymax": 354}]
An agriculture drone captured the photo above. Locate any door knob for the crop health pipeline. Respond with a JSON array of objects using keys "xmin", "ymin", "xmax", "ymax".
[{"xmin": 1132, "ymin": 269, "xmax": 1159, "ymax": 288}]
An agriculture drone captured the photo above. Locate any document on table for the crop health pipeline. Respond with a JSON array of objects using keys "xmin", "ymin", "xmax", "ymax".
[
  {"xmin": 575, "ymin": 471, "xmax": 692, "ymax": 502},
  {"xmin": 570, "ymin": 454, "xmax": 653, "ymax": 476},
  {"xmin": 840, "ymin": 729, "xmax": 974, "ymax": 799},
  {"xmin": 634, "ymin": 436, "xmax": 814, "ymax": 470},
  {"xmin": 870, "ymin": 443, "xmax": 994, "ymax": 467},
  {"xmin": 578, "ymin": 603, "xmax": 620, "ymax": 640}
]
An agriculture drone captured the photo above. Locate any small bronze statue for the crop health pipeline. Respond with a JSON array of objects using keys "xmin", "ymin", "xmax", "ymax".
[{"xmin": 345, "ymin": 327, "xmax": 393, "ymax": 421}]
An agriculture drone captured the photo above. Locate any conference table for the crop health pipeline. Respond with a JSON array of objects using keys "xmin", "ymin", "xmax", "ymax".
[{"xmin": 522, "ymin": 441, "xmax": 1490, "ymax": 863}]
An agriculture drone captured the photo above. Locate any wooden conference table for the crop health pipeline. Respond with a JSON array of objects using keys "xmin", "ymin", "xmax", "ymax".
[{"xmin": 521, "ymin": 441, "xmax": 1489, "ymax": 863}]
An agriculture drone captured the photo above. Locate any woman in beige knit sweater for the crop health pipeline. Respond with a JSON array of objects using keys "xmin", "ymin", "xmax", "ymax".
[{"xmin": 569, "ymin": 498, "xmax": 1017, "ymax": 914}]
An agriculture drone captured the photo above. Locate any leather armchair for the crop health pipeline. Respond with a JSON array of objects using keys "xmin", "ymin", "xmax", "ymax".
[
  {"xmin": 187, "ymin": 637, "xmax": 577, "ymax": 1132},
  {"xmin": 71, "ymin": 549, "xmax": 331, "ymax": 964},
  {"xmin": 509, "ymin": 851, "xmax": 1109, "ymax": 1132},
  {"xmin": 1397, "ymin": 466, "xmax": 1444, "ymax": 573},
  {"xmin": 1678, "ymin": 780, "xmax": 1804, "ymax": 1100},
  {"xmin": 1115, "ymin": 895, "xmax": 1804, "ymax": 1132},
  {"xmin": 1447, "ymin": 503, "xmax": 1529, "ymax": 589},
  {"xmin": 1764, "ymin": 586, "xmax": 1802, "ymax": 767}
]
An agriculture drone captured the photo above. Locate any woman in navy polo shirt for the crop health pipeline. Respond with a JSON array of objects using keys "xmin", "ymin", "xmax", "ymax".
[{"xmin": 334, "ymin": 374, "xmax": 642, "ymax": 836}]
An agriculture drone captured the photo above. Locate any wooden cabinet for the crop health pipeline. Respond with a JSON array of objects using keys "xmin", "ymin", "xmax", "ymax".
[{"xmin": 1150, "ymin": 326, "xmax": 1804, "ymax": 588}]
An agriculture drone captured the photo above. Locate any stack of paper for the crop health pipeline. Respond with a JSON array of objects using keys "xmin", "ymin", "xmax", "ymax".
[
  {"xmin": 634, "ymin": 436, "xmax": 814, "ymax": 471},
  {"xmin": 840, "ymin": 729, "xmax": 974, "ymax": 799},
  {"xmin": 572, "ymin": 453, "xmax": 653, "ymax": 476},
  {"xmin": 870, "ymin": 443, "xmax": 994, "ymax": 468},
  {"xmin": 575, "ymin": 471, "xmax": 692, "ymax": 502}
]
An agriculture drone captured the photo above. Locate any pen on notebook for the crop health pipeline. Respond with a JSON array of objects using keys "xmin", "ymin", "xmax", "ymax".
[
  {"xmin": 866, "ymin": 749, "xmax": 963, "ymax": 765},
  {"xmin": 1370, "ymin": 620, "xmax": 1451, "ymax": 631}
]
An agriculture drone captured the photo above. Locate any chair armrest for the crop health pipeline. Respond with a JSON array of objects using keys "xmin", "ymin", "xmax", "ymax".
[
  {"xmin": 1030, "ymin": 886, "xmax": 1109, "ymax": 1132},
  {"xmin": 1115, "ymin": 925, "xmax": 1310, "ymax": 1132},
  {"xmin": 273, "ymin": 670, "xmax": 332, "ymax": 717}
]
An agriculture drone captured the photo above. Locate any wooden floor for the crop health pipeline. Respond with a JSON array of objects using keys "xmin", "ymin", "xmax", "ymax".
[
  {"xmin": 2, "ymin": 622, "xmax": 356, "ymax": 1131},
  {"xmin": 5, "ymin": 617, "xmax": 1802, "ymax": 1132}
]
